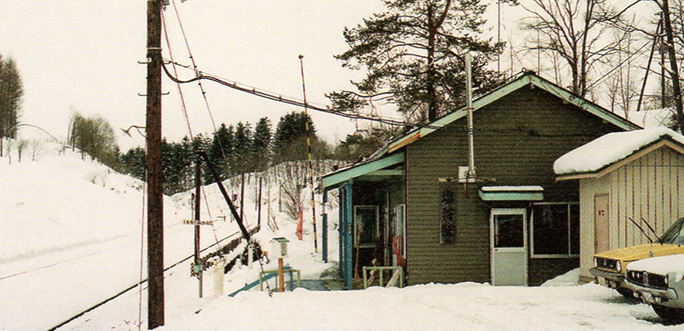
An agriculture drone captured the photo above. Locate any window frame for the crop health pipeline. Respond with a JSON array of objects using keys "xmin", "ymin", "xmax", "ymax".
[{"xmin": 530, "ymin": 202, "xmax": 580, "ymax": 258}]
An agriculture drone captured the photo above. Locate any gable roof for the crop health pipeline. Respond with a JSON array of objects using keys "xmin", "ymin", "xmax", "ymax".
[
  {"xmin": 554, "ymin": 127, "xmax": 684, "ymax": 180},
  {"xmin": 384, "ymin": 72, "xmax": 640, "ymax": 155},
  {"xmin": 322, "ymin": 72, "xmax": 641, "ymax": 190}
]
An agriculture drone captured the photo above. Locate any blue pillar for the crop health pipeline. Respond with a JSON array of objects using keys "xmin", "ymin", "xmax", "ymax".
[
  {"xmin": 322, "ymin": 190, "xmax": 328, "ymax": 263},
  {"xmin": 338, "ymin": 186, "xmax": 345, "ymax": 280},
  {"xmin": 344, "ymin": 180, "xmax": 353, "ymax": 290}
]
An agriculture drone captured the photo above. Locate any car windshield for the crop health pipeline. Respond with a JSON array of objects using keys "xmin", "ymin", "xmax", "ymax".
[{"xmin": 660, "ymin": 218, "xmax": 684, "ymax": 245}]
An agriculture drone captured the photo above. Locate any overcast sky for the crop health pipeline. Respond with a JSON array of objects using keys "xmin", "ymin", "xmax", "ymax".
[
  {"xmin": 5, "ymin": 1, "xmax": 652, "ymax": 151},
  {"xmin": 0, "ymin": 0, "xmax": 399, "ymax": 150}
]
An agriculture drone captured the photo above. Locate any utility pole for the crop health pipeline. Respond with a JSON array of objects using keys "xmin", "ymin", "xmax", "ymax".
[
  {"xmin": 299, "ymin": 54, "xmax": 318, "ymax": 254},
  {"xmin": 146, "ymin": 0, "xmax": 164, "ymax": 329}
]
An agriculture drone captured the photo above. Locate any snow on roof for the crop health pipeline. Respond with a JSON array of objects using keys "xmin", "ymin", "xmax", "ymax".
[{"xmin": 554, "ymin": 127, "xmax": 684, "ymax": 176}]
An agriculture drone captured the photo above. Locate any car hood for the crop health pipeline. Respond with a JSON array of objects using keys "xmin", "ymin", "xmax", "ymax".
[
  {"xmin": 595, "ymin": 243, "xmax": 684, "ymax": 263},
  {"xmin": 627, "ymin": 253, "xmax": 684, "ymax": 275}
]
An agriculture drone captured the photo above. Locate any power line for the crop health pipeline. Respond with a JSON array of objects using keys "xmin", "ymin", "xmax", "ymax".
[
  {"xmin": 161, "ymin": 60, "xmax": 406, "ymax": 126},
  {"xmin": 586, "ymin": 40, "xmax": 652, "ymax": 91}
]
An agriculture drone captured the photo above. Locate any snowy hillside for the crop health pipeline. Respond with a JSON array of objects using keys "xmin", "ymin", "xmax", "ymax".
[
  {"xmin": 0, "ymin": 142, "xmax": 333, "ymax": 330},
  {"xmin": 1, "ymin": 144, "xmax": 145, "ymax": 262}
]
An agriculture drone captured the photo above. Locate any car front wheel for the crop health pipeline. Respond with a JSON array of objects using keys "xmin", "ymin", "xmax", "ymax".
[{"xmin": 653, "ymin": 305, "xmax": 684, "ymax": 323}]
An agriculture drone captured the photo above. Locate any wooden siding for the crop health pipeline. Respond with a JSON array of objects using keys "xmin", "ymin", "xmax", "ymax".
[
  {"xmin": 406, "ymin": 86, "xmax": 622, "ymax": 285},
  {"xmin": 579, "ymin": 146, "xmax": 684, "ymax": 281}
]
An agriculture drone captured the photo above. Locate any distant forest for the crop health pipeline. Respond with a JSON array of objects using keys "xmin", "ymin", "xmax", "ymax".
[{"xmin": 68, "ymin": 110, "xmax": 391, "ymax": 195}]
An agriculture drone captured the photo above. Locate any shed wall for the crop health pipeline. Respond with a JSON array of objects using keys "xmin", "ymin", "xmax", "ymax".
[{"xmin": 579, "ymin": 146, "xmax": 684, "ymax": 282}]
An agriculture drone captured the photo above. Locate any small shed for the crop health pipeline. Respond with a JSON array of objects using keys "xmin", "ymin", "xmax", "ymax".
[{"xmin": 555, "ymin": 127, "xmax": 684, "ymax": 283}]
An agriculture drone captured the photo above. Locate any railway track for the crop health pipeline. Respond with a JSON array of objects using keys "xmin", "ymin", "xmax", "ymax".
[{"xmin": 48, "ymin": 227, "xmax": 253, "ymax": 331}]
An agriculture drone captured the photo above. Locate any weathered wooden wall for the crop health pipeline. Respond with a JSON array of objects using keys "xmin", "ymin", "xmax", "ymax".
[{"xmin": 579, "ymin": 146, "xmax": 684, "ymax": 281}]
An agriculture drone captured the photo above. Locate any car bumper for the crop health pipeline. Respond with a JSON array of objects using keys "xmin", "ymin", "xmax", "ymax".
[
  {"xmin": 589, "ymin": 267, "xmax": 625, "ymax": 289},
  {"xmin": 626, "ymin": 281, "xmax": 679, "ymax": 306}
]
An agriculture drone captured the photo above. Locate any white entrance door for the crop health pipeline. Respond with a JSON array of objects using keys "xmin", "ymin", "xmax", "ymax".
[{"xmin": 490, "ymin": 208, "xmax": 528, "ymax": 286}]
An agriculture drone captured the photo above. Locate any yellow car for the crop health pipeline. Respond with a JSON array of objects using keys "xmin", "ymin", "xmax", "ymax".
[{"xmin": 590, "ymin": 217, "xmax": 684, "ymax": 297}]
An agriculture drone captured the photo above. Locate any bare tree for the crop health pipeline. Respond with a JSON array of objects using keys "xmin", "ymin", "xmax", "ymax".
[
  {"xmin": 613, "ymin": 0, "xmax": 684, "ymax": 132},
  {"xmin": 657, "ymin": 0, "xmax": 684, "ymax": 132},
  {"xmin": 520, "ymin": 0, "xmax": 628, "ymax": 97}
]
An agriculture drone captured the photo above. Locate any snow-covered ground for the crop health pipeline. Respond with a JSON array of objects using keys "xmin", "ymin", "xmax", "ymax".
[{"xmin": 0, "ymin": 142, "xmax": 678, "ymax": 330}]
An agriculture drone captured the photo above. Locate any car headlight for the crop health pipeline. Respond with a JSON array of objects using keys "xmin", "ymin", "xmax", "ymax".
[
  {"xmin": 665, "ymin": 274, "xmax": 669, "ymax": 286},
  {"xmin": 594, "ymin": 257, "xmax": 598, "ymax": 267},
  {"xmin": 616, "ymin": 261, "xmax": 622, "ymax": 273}
]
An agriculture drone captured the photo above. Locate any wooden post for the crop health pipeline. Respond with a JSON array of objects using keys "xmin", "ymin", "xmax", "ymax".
[
  {"xmin": 258, "ymin": 176, "xmax": 263, "ymax": 231},
  {"xmin": 145, "ymin": 0, "xmax": 164, "ymax": 328},
  {"xmin": 194, "ymin": 156, "xmax": 202, "ymax": 298},
  {"xmin": 322, "ymin": 190, "xmax": 328, "ymax": 263},
  {"xmin": 241, "ymin": 172, "xmax": 245, "ymax": 225},
  {"xmin": 278, "ymin": 258, "xmax": 285, "ymax": 292}
]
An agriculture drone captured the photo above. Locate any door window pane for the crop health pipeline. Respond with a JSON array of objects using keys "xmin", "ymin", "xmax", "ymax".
[{"xmin": 495, "ymin": 214, "xmax": 524, "ymax": 248}]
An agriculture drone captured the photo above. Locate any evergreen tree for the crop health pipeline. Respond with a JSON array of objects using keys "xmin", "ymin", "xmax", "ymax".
[
  {"xmin": 210, "ymin": 123, "xmax": 234, "ymax": 179},
  {"xmin": 273, "ymin": 112, "xmax": 316, "ymax": 163},
  {"xmin": 234, "ymin": 121, "xmax": 253, "ymax": 173},
  {"xmin": 334, "ymin": 128, "xmax": 394, "ymax": 162},
  {"xmin": 120, "ymin": 146, "xmax": 146, "ymax": 179},
  {"xmin": 0, "ymin": 54, "xmax": 23, "ymax": 140},
  {"xmin": 252, "ymin": 117, "xmax": 272, "ymax": 171},
  {"xmin": 328, "ymin": 0, "xmax": 503, "ymax": 124}
]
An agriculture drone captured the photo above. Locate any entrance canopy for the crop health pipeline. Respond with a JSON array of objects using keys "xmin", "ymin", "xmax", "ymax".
[
  {"xmin": 322, "ymin": 152, "xmax": 405, "ymax": 190},
  {"xmin": 479, "ymin": 186, "xmax": 544, "ymax": 201}
]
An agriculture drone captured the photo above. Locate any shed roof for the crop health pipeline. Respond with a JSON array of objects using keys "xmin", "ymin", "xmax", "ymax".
[
  {"xmin": 554, "ymin": 127, "xmax": 684, "ymax": 180},
  {"xmin": 322, "ymin": 152, "xmax": 404, "ymax": 190}
]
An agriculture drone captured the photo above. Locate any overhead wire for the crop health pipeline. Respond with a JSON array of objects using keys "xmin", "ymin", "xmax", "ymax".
[
  {"xmin": 170, "ymin": 0, "xmax": 219, "ymax": 133},
  {"xmin": 161, "ymin": 6, "xmax": 222, "ymax": 251},
  {"xmin": 166, "ymin": 0, "xmax": 273, "ymax": 295},
  {"xmin": 162, "ymin": 59, "xmax": 406, "ymax": 126},
  {"xmin": 586, "ymin": 40, "xmax": 652, "ymax": 91}
]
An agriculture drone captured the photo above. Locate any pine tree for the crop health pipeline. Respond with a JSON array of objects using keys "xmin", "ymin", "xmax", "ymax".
[
  {"xmin": 328, "ymin": 0, "xmax": 503, "ymax": 124},
  {"xmin": 210, "ymin": 123, "xmax": 235, "ymax": 179},
  {"xmin": 0, "ymin": 54, "xmax": 23, "ymax": 140},
  {"xmin": 273, "ymin": 112, "xmax": 316, "ymax": 163},
  {"xmin": 252, "ymin": 117, "xmax": 272, "ymax": 171},
  {"xmin": 120, "ymin": 147, "xmax": 147, "ymax": 179},
  {"xmin": 234, "ymin": 121, "xmax": 253, "ymax": 173},
  {"xmin": 334, "ymin": 128, "xmax": 395, "ymax": 162}
]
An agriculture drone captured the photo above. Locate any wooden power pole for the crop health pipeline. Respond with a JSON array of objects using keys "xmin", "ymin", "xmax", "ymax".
[{"xmin": 146, "ymin": 0, "xmax": 164, "ymax": 329}]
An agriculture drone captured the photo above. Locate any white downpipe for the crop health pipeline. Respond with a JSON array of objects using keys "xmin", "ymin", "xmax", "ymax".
[{"xmin": 466, "ymin": 53, "xmax": 476, "ymax": 180}]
